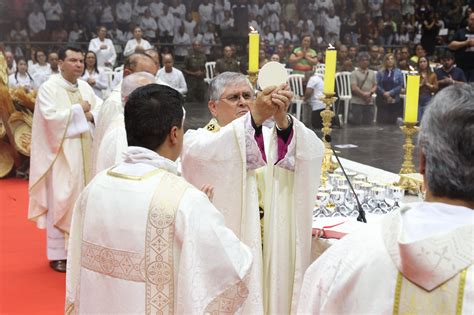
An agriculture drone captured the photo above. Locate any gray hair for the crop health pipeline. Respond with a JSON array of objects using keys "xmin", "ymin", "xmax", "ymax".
[
  {"xmin": 208, "ymin": 72, "xmax": 253, "ymax": 101},
  {"xmin": 418, "ymin": 84, "xmax": 474, "ymax": 202},
  {"xmin": 121, "ymin": 72, "xmax": 156, "ymax": 104}
]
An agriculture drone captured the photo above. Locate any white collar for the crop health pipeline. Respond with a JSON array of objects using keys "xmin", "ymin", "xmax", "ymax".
[{"xmin": 119, "ymin": 146, "xmax": 178, "ymax": 175}]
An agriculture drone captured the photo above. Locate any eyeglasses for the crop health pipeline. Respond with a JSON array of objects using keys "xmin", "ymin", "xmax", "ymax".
[{"xmin": 219, "ymin": 92, "xmax": 254, "ymax": 104}]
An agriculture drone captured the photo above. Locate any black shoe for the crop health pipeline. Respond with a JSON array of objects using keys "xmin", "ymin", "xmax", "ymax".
[{"xmin": 49, "ymin": 260, "xmax": 67, "ymax": 273}]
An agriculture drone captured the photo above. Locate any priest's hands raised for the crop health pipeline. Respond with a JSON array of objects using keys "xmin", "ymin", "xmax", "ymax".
[
  {"xmin": 272, "ymin": 84, "xmax": 293, "ymax": 130},
  {"xmin": 252, "ymin": 84, "xmax": 293, "ymax": 127}
]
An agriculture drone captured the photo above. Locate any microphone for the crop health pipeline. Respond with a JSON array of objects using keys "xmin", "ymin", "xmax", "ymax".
[{"xmin": 324, "ymin": 134, "xmax": 367, "ymax": 223}]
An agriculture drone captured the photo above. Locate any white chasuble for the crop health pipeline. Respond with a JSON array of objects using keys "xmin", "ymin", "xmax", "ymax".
[
  {"xmin": 66, "ymin": 151, "xmax": 253, "ymax": 314},
  {"xmin": 298, "ymin": 203, "xmax": 474, "ymax": 314},
  {"xmin": 28, "ymin": 74, "xmax": 97, "ymax": 233},
  {"xmin": 90, "ymin": 87, "xmax": 123, "ymax": 177},
  {"xmin": 182, "ymin": 114, "xmax": 324, "ymax": 314}
]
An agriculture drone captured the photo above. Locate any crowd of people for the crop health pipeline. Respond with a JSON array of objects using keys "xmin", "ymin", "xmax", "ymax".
[
  {"xmin": 3, "ymin": 0, "xmax": 474, "ymax": 62},
  {"xmin": 1, "ymin": 0, "xmax": 473, "ymax": 126}
]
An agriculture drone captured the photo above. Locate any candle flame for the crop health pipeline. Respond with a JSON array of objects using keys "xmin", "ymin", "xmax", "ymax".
[
  {"xmin": 328, "ymin": 43, "xmax": 335, "ymax": 49},
  {"xmin": 249, "ymin": 26, "xmax": 255, "ymax": 32},
  {"xmin": 409, "ymin": 65, "xmax": 415, "ymax": 71}
]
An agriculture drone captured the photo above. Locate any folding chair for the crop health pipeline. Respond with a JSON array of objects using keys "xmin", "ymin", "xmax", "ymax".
[
  {"xmin": 287, "ymin": 74, "xmax": 305, "ymax": 120},
  {"xmin": 335, "ymin": 72, "xmax": 352, "ymax": 124},
  {"xmin": 314, "ymin": 63, "xmax": 325, "ymax": 76},
  {"xmin": 204, "ymin": 61, "xmax": 216, "ymax": 84}
]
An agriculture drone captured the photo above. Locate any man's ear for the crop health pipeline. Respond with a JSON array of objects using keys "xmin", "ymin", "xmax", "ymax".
[
  {"xmin": 169, "ymin": 126, "xmax": 179, "ymax": 145},
  {"xmin": 123, "ymin": 68, "xmax": 132, "ymax": 77},
  {"xmin": 208, "ymin": 100, "xmax": 218, "ymax": 118}
]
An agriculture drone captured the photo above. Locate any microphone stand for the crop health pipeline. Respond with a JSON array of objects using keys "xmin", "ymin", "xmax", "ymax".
[{"xmin": 324, "ymin": 135, "xmax": 367, "ymax": 223}]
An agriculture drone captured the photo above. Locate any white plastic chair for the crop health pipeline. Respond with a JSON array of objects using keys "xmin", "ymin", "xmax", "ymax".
[
  {"xmin": 287, "ymin": 74, "xmax": 305, "ymax": 120},
  {"xmin": 335, "ymin": 72, "xmax": 352, "ymax": 124},
  {"xmin": 314, "ymin": 63, "xmax": 325, "ymax": 75},
  {"xmin": 204, "ymin": 61, "xmax": 216, "ymax": 84},
  {"xmin": 286, "ymin": 68, "xmax": 293, "ymax": 76}
]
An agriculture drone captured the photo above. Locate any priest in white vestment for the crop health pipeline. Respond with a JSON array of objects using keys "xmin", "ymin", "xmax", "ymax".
[
  {"xmin": 29, "ymin": 47, "xmax": 98, "ymax": 272},
  {"xmin": 298, "ymin": 84, "xmax": 474, "ymax": 314},
  {"xmin": 91, "ymin": 53, "xmax": 158, "ymax": 177},
  {"xmin": 92, "ymin": 72, "xmax": 156, "ymax": 176},
  {"xmin": 181, "ymin": 72, "xmax": 325, "ymax": 314},
  {"xmin": 66, "ymin": 84, "xmax": 253, "ymax": 314}
]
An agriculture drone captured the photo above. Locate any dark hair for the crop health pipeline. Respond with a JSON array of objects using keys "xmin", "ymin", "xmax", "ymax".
[
  {"xmin": 440, "ymin": 51, "xmax": 454, "ymax": 60},
  {"xmin": 83, "ymin": 51, "xmax": 99, "ymax": 75},
  {"xmin": 417, "ymin": 56, "xmax": 431, "ymax": 74},
  {"xmin": 14, "ymin": 57, "xmax": 33, "ymax": 82},
  {"xmin": 124, "ymin": 52, "xmax": 154, "ymax": 71},
  {"xmin": 125, "ymin": 84, "xmax": 184, "ymax": 151},
  {"xmin": 34, "ymin": 49, "xmax": 46, "ymax": 62},
  {"xmin": 58, "ymin": 46, "xmax": 82, "ymax": 61}
]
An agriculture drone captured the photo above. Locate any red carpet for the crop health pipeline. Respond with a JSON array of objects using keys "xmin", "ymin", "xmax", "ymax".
[{"xmin": 0, "ymin": 179, "xmax": 65, "ymax": 314}]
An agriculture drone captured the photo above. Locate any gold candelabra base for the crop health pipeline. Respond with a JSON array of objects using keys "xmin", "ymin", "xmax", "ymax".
[
  {"xmin": 248, "ymin": 71, "xmax": 258, "ymax": 89},
  {"xmin": 397, "ymin": 122, "xmax": 423, "ymax": 193},
  {"xmin": 399, "ymin": 122, "xmax": 418, "ymax": 174},
  {"xmin": 320, "ymin": 92, "xmax": 339, "ymax": 185}
]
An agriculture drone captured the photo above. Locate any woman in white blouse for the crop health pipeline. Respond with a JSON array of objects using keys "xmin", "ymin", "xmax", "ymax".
[
  {"xmin": 8, "ymin": 57, "xmax": 36, "ymax": 91},
  {"xmin": 80, "ymin": 51, "xmax": 108, "ymax": 99},
  {"xmin": 29, "ymin": 49, "xmax": 50, "ymax": 77},
  {"xmin": 123, "ymin": 26, "xmax": 152, "ymax": 57}
]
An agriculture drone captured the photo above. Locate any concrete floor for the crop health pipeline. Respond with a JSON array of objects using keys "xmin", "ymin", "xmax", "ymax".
[{"xmin": 183, "ymin": 101, "xmax": 420, "ymax": 174}]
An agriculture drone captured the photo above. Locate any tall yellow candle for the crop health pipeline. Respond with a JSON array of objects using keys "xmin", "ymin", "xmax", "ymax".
[
  {"xmin": 323, "ymin": 48, "xmax": 337, "ymax": 94},
  {"xmin": 405, "ymin": 74, "xmax": 420, "ymax": 123},
  {"xmin": 248, "ymin": 28, "xmax": 259, "ymax": 73}
]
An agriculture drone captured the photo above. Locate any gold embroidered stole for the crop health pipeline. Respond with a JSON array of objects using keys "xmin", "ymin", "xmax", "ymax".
[
  {"xmin": 66, "ymin": 89, "xmax": 92, "ymax": 185},
  {"xmin": 393, "ymin": 268, "xmax": 468, "ymax": 315},
  {"xmin": 205, "ymin": 117, "xmax": 221, "ymax": 132},
  {"xmin": 145, "ymin": 172, "xmax": 190, "ymax": 314}
]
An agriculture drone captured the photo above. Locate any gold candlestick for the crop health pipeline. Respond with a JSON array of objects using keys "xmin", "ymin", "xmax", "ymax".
[
  {"xmin": 248, "ymin": 71, "xmax": 258, "ymax": 89},
  {"xmin": 399, "ymin": 122, "xmax": 418, "ymax": 174},
  {"xmin": 397, "ymin": 122, "xmax": 423, "ymax": 193},
  {"xmin": 319, "ymin": 92, "xmax": 338, "ymax": 184}
]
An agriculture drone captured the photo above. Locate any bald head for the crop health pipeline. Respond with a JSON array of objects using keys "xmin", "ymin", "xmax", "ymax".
[
  {"xmin": 124, "ymin": 53, "xmax": 158, "ymax": 77},
  {"xmin": 121, "ymin": 71, "xmax": 157, "ymax": 104},
  {"xmin": 144, "ymin": 48, "xmax": 160, "ymax": 67},
  {"xmin": 163, "ymin": 54, "xmax": 174, "ymax": 72}
]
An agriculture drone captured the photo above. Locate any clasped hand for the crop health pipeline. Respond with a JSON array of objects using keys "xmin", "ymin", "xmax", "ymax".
[{"xmin": 251, "ymin": 84, "xmax": 293, "ymax": 129}]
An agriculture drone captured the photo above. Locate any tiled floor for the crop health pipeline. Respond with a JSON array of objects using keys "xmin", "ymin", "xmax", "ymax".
[{"xmin": 183, "ymin": 101, "xmax": 420, "ymax": 174}]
